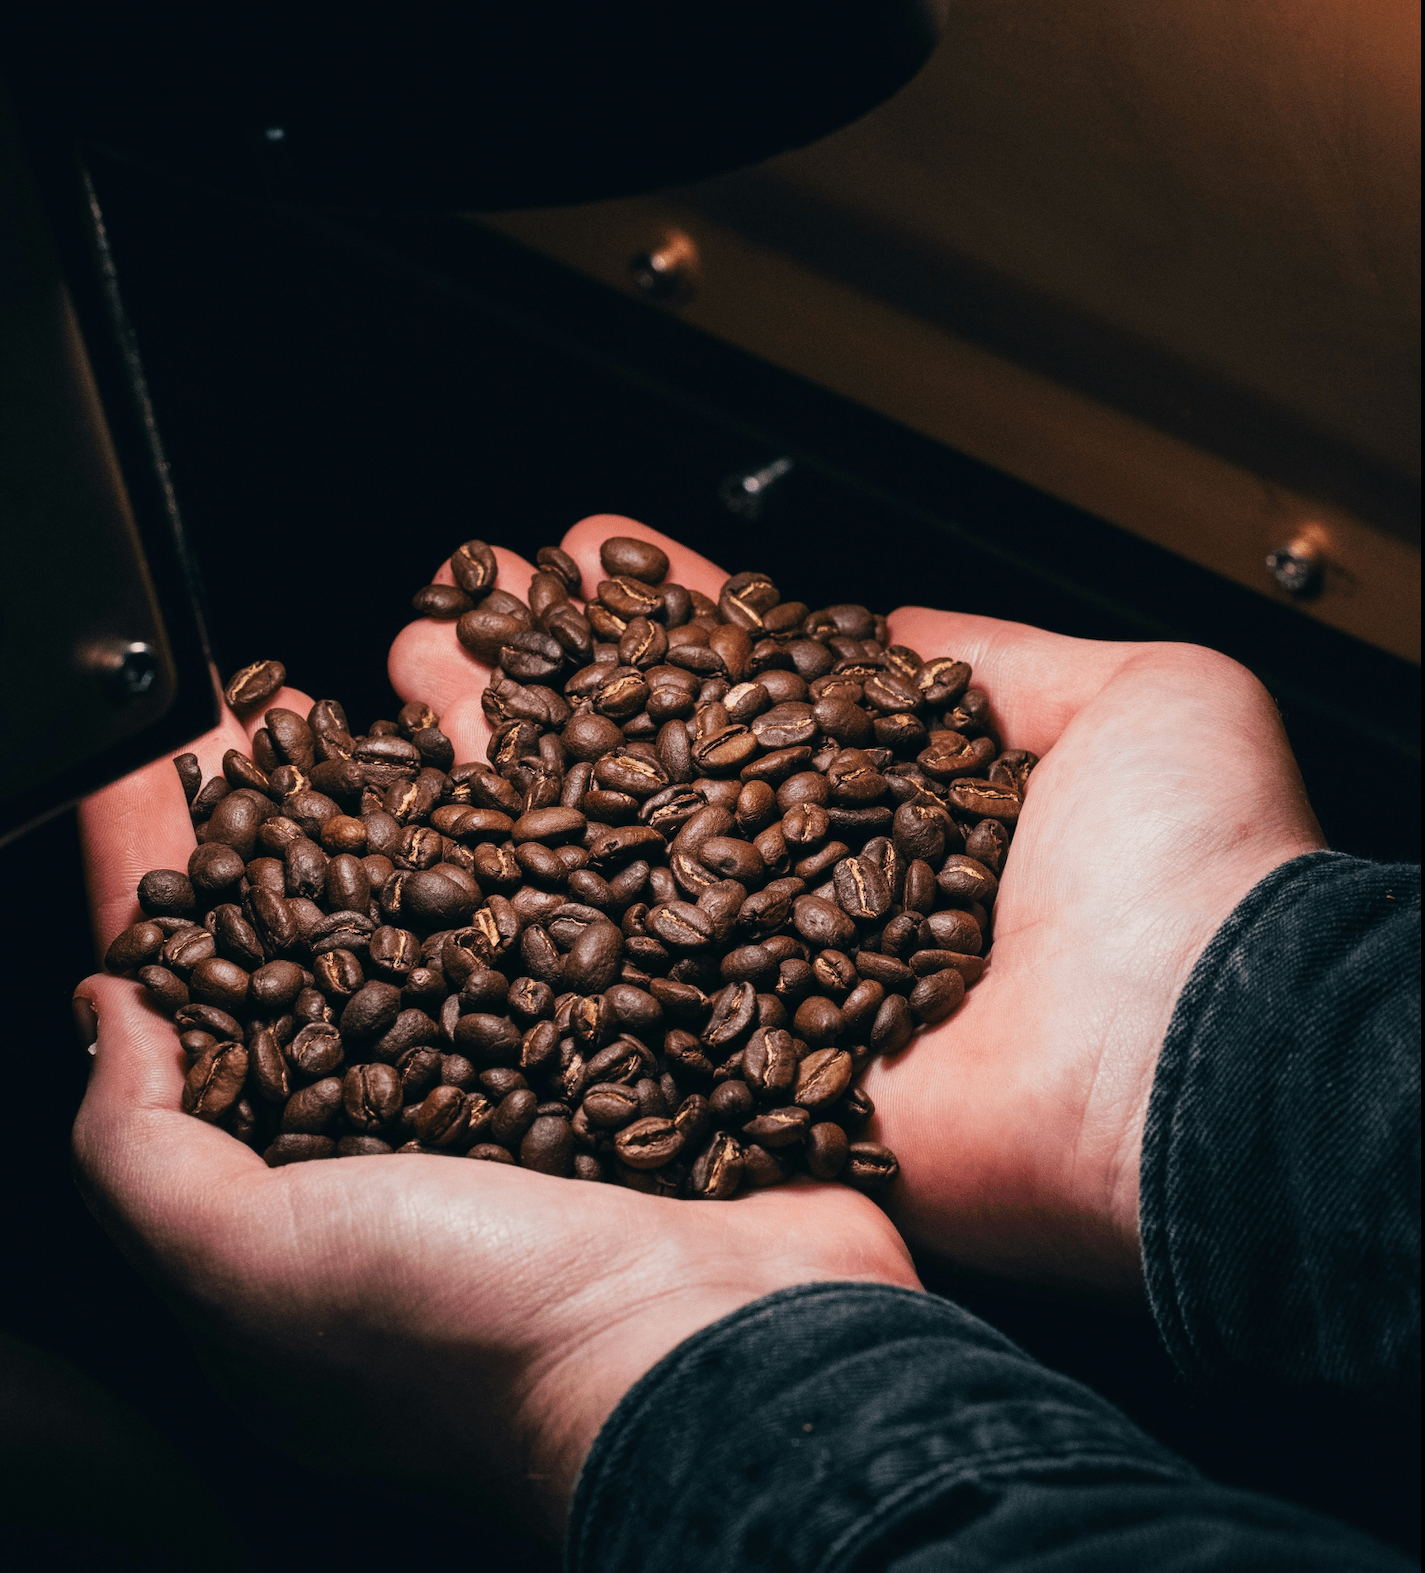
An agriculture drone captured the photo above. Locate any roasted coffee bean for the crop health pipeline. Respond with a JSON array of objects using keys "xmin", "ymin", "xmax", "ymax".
[
  {"xmin": 250, "ymin": 959, "xmax": 305, "ymax": 1012},
  {"xmin": 286, "ymin": 1023, "xmax": 344, "ymax": 1081},
  {"xmin": 794, "ymin": 1048, "xmax": 852, "ymax": 1110},
  {"xmin": 614, "ymin": 1116, "xmax": 684, "ymax": 1170},
  {"xmin": 741, "ymin": 1105, "xmax": 810, "ymax": 1148},
  {"xmin": 854, "ymin": 951, "xmax": 915, "ymax": 994},
  {"xmin": 173, "ymin": 1003, "xmax": 243, "ymax": 1040},
  {"xmin": 339, "ymin": 981, "xmax": 402, "ymax": 1041},
  {"xmin": 182, "ymin": 1042, "xmax": 248, "ymax": 1121},
  {"xmin": 909, "ymin": 949, "xmax": 984, "ymax": 986},
  {"xmin": 105, "ymin": 920, "xmax": 166, "ymax": 973},
  {"xmin": 521, "ymin": 1115, "xmax": 575, "ymax": 1175},
  {"xmin": 174, "ymin": 752, "xmax": 202, "ymax": 803},
  {"xmin": 179, "ymin": 1029, "xmax": 218, "ymax": 1062},
  {"xmin": 450, "ymin": 539, "xmax": 498, "ymax": 597},
  {"xmin": 869, "ymin": 994, "xmax": 915, "ymax": 1056},
  {"xmin": 413, "ymin": 583, "xmax": 474, "ymax": 618},
  {"xmin": 158, "ymin": 537, "xmax": 1009, "ymax": 1188},
  {"xmin": 342, "ymin": 1063, "xmax": 402, "ymax": 1132},
  {"xmin": 583, "ymin": 1082, "xmax": 641, "ymax": 1128},
  {"xmin": 708, "ymin": 1079, "xmax": 755, "ymax": 1126},
  {"xmin": 281, "ymin": 1076, "xmax": 343, "ymax": 1134},
  {"xmin": 936, "ymin": 854, "xmax": 998, "ymax": 905},
  {"xmin": 791, "ymin": 895, "xmax": 857, "ymax": 951},
  {"xmin": 188, "ymin": 842, "xmax": 246, "ymax": 900},
  {"xmin": 806, "ymin": 1121, "xmax": 849, "ymax": 1179},
  {"xmin": 923, "ymin": 907, "xmax": 983, "ymax": 956},
  {"xmin": 844, "ymin": 1141, "xmax": 899, "ymax": 1192},
  {"xmin": 188, "ymin": 957, "xmax": 250, "ymax": 1013},
  {"xmin": 689, "ymin": 1130, "xmax": 743, "ymax": 1199},
  {"xmin": 264, "ymin": 1134, "xmax": 336, "ymax": 1166},
  {"xmin": 138, "ymin": 869, "xmax": 196, "ymax": 918},
  {"xmin": 224, "ymin": 660, "xmax": 286, "ymax": 714},
  {"xmin": 490, "ymin": 1087, "xmax": 539, "ymax": 1148},
  {"xmin": 314, "ymin": 943, "xmax": 363, "ymax": 994},
  {"xmin": 600, "ymin": 536, "xmax": 669, "ymax": 586},
  {"xmin": 414, "ymin": 1084, "xmax": 470, "ymax": 1147}
]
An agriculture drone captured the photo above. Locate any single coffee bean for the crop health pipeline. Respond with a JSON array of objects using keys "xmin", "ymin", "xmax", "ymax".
[
  {"xmin": 174, "ymin": 752, "xmax": 202, "ymax": 803},
  {"xmin": 491, "ymin": 1087, "xmax": 539, "ymax": 1147},
  {"xmin": 105, "ymin": 920, "xmax": 166, "ymax": 973},
  {"xmin": 936, "ymin": 854, "xmax": 998, "ymax": 905},
  {"xmin": 521, "ymin": 1115, "xmax": 576, "ymax": 1175},
  {"xmin": 286, "ymin": 1023, "xmax": 345, "ymax": 1081},
  {"xmin": 137, "ymin": 869, "xmax": 196, "ymax": 918},
  {"xmin": 450, "ymin": 539, "xmax": 498, "ymax": 597},
  {"xmin": 224, "ymin": 660, "xmax": 286, "ymax": 714},
  {"xmin": 794, "ymin": 1048, "xmax": 853, "ymax": 1111},
  {"xmin": 600, "ymin": 536, "xmax": 670, "ymax": 585},
  {"xmin": 414, "ymin": 1084, "xmax": 470, "ymax": 1147},
  {"xmin": 708, "ymin": 1078, "xmax": 755, "ymax": 1126},
  {"xmin": 413, "ymin": 583, "xmax": 474, "ymax": 618},
  {"xmin": 688, "ymin": 1130, "xmax": 743, "ymax": 1200},
  {"xmin": 806, "ymin": 1121, "xmax": 849, "ymax": 1179},
  {"xmin": 188, "ymin": 957, "xmax": 250, "ymax": 1013},
  {"xmin": 173, "ymin": 1003, "xmax": 243, "ymax": 1040},
  {"xmin": 340, "ymin": 981, "xmax": 402, "ymax": 1041},
  {"xmin": 281, "ymin": 1077, "xmax": 345, "ymax": 1134},
  {"xmin": 181, "ymin": 1042, "xmax": 248, "ymax": 1121},
  {"xmin": 613, "ymin": 1116, "xmax": 684, "ymax": 1170},
  {"xmin": 342, "ymin": 1063, "xmax": 402, "ymax": 1132},
  {"xmin": 250, "ymin": 1027, "xmax": 291, "ymax": 1104},
  {"xmin": 844, "ymin": 1141, "xmax": 900, "ymax": 1192},
  {"xmin": 909, "ymin": 965, "xmax": 966, "ymax": 1024},
  {"xmin": 869, "ymin": 993, "xmax": 915, "ymax": 1056},
  {"xmin": 741, "ymin": 1105, "xmax": 810, "ymax": 1149},
  {"xmin": 264, "ymin": 1134, "xmax": 336, "ymax": 1166}
]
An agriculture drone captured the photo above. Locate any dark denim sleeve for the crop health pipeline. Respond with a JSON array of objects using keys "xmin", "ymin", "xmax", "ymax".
[
  {"xmin": 1140, "ymin": 852, "xmax": 1420, "ymax": 1404},
  {"xmin": 567, "ymin": 1282, "xmax": 1410, "ymax": 1572}
]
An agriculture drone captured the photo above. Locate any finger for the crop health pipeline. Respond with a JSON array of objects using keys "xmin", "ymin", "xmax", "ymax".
[
  {"xmin": 561, "ymin": 514, "xmax": 728, "ymax": 604},
  {"xmin": 79, "ymin": 697, "xmax": 251, "ymax": 955},
  {"xmin": 888, "ymin": 608, "xmax": 1153, "ymax": 758},
  {"xmin": 388, "ymin": 546, "xmax": 539, "ymax": 764},
  {"xmin": 71, "ymin": 973, "xmax": 264, "ymax": 1254}
]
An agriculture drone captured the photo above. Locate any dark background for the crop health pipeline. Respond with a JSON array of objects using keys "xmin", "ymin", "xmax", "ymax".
[{"xmin": 2, "ymin": 153, "xmax": 1418, "ymax": 1569}]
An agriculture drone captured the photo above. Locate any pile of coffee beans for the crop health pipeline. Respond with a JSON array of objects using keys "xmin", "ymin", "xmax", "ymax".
[{"xmin": 105, "ymin": 535, "xmax": 1033, "ymax": 1199}]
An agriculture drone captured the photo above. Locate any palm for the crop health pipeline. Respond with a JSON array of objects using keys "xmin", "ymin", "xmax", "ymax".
[
  {"xmin": 381, "ymin": 514, "xmax": 1322, "ymax": 1292},
  {"xmin": 73, "ymin": 601, "xmax": 915, "ymax": 1535}
]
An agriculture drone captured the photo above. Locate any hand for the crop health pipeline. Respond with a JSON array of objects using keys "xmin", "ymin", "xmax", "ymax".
[
  {"xmin": 73, "ymin": 672, "xmax": 918, "ymax": 1546},
  {"xmin": 391, "ymin": 516, "xmax": 1323, "ymax": 1295}
]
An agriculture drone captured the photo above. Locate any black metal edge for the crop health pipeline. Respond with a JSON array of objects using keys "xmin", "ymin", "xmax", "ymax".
[
  {"xmin": 326, "ymin": 208, "xmax": 1418, "ymax": 757},
  {"xmin": 0, "ymin": 91, "xmax": 218, "ymax": 847}
]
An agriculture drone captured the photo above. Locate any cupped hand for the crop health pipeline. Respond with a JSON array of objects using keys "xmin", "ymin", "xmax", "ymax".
[
  {"xmin": 390, "ymin": 517, "xmax": 1324, "ymax": 1295},
  {"xmin": 73, "ymin": 652, "xmax": 918, "ymax": 1546}
]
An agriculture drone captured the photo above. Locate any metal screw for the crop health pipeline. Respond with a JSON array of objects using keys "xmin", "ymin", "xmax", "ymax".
[
  {"xmin": 80, "ymin": 639, "xmax": 161, "ymax": 702},
  {"xmin": 1265, "ymin": 538, "xmax": 1323, "ymax": 598},
  {"xmin": 721, "ymin": 457, "xmax": 794, "ymax": 521},
  {"xmin": 629, "ymin": 231, "xmax": 699, "ymax": 304}
]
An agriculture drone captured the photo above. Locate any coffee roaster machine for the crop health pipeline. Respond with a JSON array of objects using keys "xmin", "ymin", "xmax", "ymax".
[
  {"xmin": 1, "ymin": 0, "xmax": 1418, "ymax": 860},
  {"xmin": 0, "ymin": 7, "xmax": 1418, "ymax": 1565}
]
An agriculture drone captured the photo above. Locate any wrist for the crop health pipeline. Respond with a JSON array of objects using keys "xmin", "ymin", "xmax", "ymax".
[{"xmin": 517, "ymin": 1208, "xmax": 922, "ymax": 1545}]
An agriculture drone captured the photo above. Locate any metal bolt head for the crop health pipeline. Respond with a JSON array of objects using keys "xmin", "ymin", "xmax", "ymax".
[
  {"xmin": 720, "ymin": 457, "xmax": 794, "ymax": 521},
  {"xmin": 629, "ymin": 231, "xmax": 699, "ymax": 304},
  {"xmin": 79, "ymin": 639, "xmax": 161, "ymax": 702},
  {"xmin": 1266, "ymin": 539, "xmax": 1322, "ymax": 598}
]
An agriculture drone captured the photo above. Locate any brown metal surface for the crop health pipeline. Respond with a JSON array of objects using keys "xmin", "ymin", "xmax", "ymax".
[{"xmin": 478, "ymin": 0, "xmax": 1420, "ymax": 662}]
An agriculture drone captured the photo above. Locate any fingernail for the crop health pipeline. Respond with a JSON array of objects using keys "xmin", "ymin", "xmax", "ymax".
[{"xmin": 73, "ymin": 995, "xmax": 99, "ymax": 1055}]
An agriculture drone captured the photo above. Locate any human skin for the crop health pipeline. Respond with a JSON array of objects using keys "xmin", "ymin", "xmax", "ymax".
[
  {"xmin": 72, "ymin": 620, "xmax": 918, "ymax": 1547},
  {"xmin": 388, "ymin": 515, "xmax": 1325, "ymax": 1292},
  {"xmin": 71, "ymin": 512, "xmax": 1321, "ymax": 1540}
]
